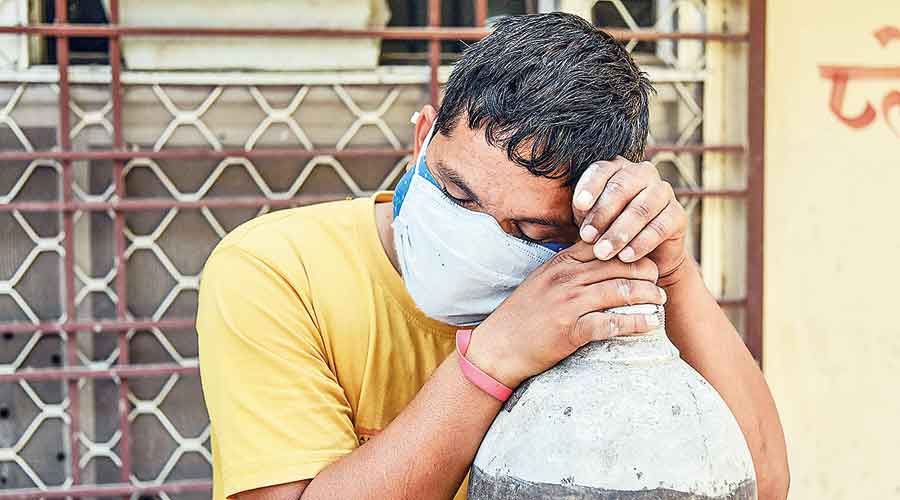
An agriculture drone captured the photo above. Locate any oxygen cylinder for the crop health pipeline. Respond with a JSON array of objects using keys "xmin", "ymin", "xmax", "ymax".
[{"xmin": 468, "ymin": 304, "xmax": 757, "ymax": 500}]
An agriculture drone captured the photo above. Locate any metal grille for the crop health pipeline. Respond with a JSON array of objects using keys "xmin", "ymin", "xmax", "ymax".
[{"xmin": 0, "ymin": 0, "xmax": 765, "ymax": 497}]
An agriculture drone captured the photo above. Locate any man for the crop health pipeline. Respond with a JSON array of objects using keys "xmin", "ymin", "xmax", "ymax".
[{"xmin": 197, "ymin": 12, "xmax": 789, "ymax": 500}]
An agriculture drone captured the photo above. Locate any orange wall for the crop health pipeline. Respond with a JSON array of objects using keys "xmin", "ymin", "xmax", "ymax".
[{"xmin": 764, "ymin": 1, "xmax": 900, "ymax": 499}]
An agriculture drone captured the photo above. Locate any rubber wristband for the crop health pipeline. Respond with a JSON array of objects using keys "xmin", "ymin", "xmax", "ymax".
[{"xmin": 456, "ymin": 329, "xmax": 513, "ymax": 402}]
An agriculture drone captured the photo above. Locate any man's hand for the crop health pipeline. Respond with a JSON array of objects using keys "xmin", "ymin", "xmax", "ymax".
[
  {"xmin": 465, "ymin": 241, "xmax": 667, "ymax": 388},
  {"xmin": 572, "ymin": 156, "xmax": 688, "ymax": 285}
]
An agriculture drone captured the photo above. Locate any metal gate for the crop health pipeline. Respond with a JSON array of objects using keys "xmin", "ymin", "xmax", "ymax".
[{"xmin": 0, "ymin": 0, "xmax": 765, "ymax": 497}]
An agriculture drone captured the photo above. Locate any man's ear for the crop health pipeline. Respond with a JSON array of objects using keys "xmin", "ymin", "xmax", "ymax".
[{"xmin": 411, "ymin": 105, "xmax": 438, "ymax": 161}]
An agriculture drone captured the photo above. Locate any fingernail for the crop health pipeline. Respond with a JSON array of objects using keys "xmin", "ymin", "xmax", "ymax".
[
  {"xmin": 574, "ymin": 164, "xmax": 595, "ymax": 193},
  {"xmin": 659, "ymin": 287, "xmax": 667, "ymax": 303},
  {"xmin": 580, "ymin": 225, "xmax": 598, "ymax": 242},
  {"xmin": 594, "ymin": 240, "xmax": 613, "ymax": 260},
  {"xmin": 574, "ymin": 190, "xmax": 594, "ymax": 210},
  {"xmin": 647, "ymin": 314, "xmax": 661, "ymax": 327},
  {"xmin": 619, "ymin": 246, "xmax": 635, "ymax": 262}
]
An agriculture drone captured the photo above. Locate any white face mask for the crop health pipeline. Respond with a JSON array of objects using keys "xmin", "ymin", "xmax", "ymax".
[{"xmin": 391, "ymin": 121, "xmax": 558, "ymax": 326}]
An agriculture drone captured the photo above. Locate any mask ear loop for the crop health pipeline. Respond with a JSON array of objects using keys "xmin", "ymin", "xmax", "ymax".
[
  {"xmin": 403, "ymin": 111, "xmax": 425, "ymax": 174},
  {"xmin": 414, "ymin": 118, "xmax": 439, "ymax": 179},
  {"xmin": 401, "ymin": 112, "xmax": 422, "ymax": 177}
]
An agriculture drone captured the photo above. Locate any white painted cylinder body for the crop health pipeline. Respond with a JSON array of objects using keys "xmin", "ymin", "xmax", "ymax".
[{"xmin": 469, "ymin": 305, "xmax": 757, "ymax": 499}]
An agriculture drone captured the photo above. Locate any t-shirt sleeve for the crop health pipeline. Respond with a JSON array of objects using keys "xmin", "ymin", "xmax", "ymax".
[{"xmin": 196, "ymin": 243, "xmax": 358, "ymax": 498}]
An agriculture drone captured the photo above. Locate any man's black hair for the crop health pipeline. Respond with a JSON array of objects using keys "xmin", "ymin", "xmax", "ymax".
[{"xmin": 434, "ymin": 12, "xmax": 654, "ymax": 186}]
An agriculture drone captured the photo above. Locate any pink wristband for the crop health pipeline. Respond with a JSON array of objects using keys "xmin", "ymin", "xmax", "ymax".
[{"xmin": 456, "ymin": 329, "xmax": 513, "ymax": 402}]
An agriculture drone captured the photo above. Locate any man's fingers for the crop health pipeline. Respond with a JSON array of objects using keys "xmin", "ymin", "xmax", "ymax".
[
  {"xmin": 578, "ymin": 166, "xmax": 639, "ymax": 241},
  {"xmin": 576, "ymin": 161, "xmax": 659, "ymax": 255},
  {"xmin": 571, "ymin": 157, "xmax": 626, "ymax": 227},
  {"xmin": 618, "ymin": 201, "xmax": 687, "ymax": 263},
  {"xmin": 555, "ymin": 256, "xmax": 659, "ymax": 285},
  {"xmin": 554, "ymin": 240, "xmax": 599, "ymax": 263},
  {"xmin": 592, "ymin": 181, "xmax": 671, "ymax": 261},
  {"xmin": 574, "ymin": 279, "xmax": 667, "ymax": 315},
  {"xmin": 569, "ymin": 310, "xmax": 659, "ymax": 347}
]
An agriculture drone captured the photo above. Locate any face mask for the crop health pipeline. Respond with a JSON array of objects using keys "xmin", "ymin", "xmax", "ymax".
[{"xmin": 391, "ymin": 120, "xmax": 566, "ymax": 326}]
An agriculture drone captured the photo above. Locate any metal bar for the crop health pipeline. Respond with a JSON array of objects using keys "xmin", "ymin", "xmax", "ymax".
[
  {"xmin": 0, "ymin": 297, "xmax": 746, "ymax": 336},
  {"xmin": 746, "ymin": 0, "xmax": 766, "ymax": 364},
  {"xmin": 53, "ymin": 0, "xmax": 81, "ymax": 488},
  {"xmin": 368, "ymin": 187, "xmax": 739, "ymax": 200},
  {"xmin": 0, "ymin": 189, "xmax": 748, "ymax": 213},
  {"xmin": 474, "ymin": 0, "xmax": 488, "ymax": 27},
  {"xmin": 0, "ymin": 318, "xmax": 195, "ymax": 335},
  {"xmin": 0, "ymin": 144, "xmax": 746, "ymax": 162},
  {"xmin": 109, "ymin": 0, "xmax": 126, "ymax": 326},
  {"xmin": 0, "ymin": 479, "xmax": 211, "ymax": 500},
  {"xmin": 0, "ymin": 64, "xmax": 710, "ymax": 85},
  {"xmin": 0, "ymin": 193, "xmax": 342, "ymax": 212},
  {"xmin": 673, "ymin": 188, "xmax": 748, "ymax": 198},
  {"xmin": 428, "ymin": 0, "xmax": 442, "ymax": 107},
  {"xmin": 0, "ymin": 188, "xmax": 750, "ymax": 213},
  {"xmin": 0, "ymin": 147, "xmax": 414, "ymax": 161},
  {"xmin": 645, "ymin": 144, "xmax": 746, "ymax": 155},
  {"xmin": 0, "ymin": 364, "xmax": 199, "ymax": 383},
  {"xmin": 717, "ymin": 297, "xmax": 748, "ymax": 308},
  {"xmin": 0, "ymin": 24, "xmax": 751, "ymax": 42},
  {"xmin": 107, "ymin": 0, "xmax": 132, "ymax": 489}
]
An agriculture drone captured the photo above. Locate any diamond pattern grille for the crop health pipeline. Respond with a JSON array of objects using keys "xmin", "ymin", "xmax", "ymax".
[{"xmin": 0, "ymin": 0, "xmax": 754, "ymax": 496}]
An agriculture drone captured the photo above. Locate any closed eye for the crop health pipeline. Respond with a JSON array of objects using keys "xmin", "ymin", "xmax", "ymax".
[
  {"xmin": 515, "ymin": 219, "xmax": 573, "ymax": 245},
  {"xmin": 439, "ymin": 183, "xmax": 477, "ymax": 207},
  {"xmin": 433, "ymin": 160, "xmax": 482, "ymax": 207}
]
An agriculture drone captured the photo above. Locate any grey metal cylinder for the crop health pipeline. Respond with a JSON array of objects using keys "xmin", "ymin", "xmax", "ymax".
[{"xmin": 469, "ymin": 305, "xmax": 756, "ymax": 499}]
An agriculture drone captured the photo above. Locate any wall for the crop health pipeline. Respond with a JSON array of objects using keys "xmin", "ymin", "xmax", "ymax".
[{"xmin": 764, "ymin": 1, "xmax": 900, "ymax": 499}]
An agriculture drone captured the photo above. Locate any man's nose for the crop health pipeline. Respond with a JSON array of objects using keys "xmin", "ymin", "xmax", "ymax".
[{"xmin": 496, "ymin": 218, "xmax": 518, "ymax": 236}]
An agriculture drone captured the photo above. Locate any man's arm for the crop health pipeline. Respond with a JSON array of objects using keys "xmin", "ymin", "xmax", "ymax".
[
  {"xmin": 234, "ymin": 245, "xmax": 665, "ymax": 500},
  {"xmin": 661, "ymin": 258, "xmax": 789, "ymax": 500},
  {"xmin": 241, "ymin": 353, "xmax": 501, "ymax": 500}
]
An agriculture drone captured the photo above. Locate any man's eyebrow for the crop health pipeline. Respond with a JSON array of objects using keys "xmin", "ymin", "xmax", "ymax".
[{"xmin": 434, "ymin": 160, "xmax": 482, "ymax": 205}]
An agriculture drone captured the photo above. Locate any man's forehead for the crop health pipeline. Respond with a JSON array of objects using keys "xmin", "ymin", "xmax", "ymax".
[{"xmin": 432, "ymin": 137, "xmax": 575, "ymax": 228}]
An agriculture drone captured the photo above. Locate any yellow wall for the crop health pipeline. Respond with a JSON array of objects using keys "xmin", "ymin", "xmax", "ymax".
[{"xmin": 764, "ymin": 1, "xmax": 900, "ymax": 499}]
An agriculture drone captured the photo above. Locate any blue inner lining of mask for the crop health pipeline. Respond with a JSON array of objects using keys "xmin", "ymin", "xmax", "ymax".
[{"xmin": 392, "ymin": 149, "xmax": 444, "ymax": 219}]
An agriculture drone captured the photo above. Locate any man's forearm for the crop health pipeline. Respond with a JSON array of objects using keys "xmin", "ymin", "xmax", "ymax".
[
  {"xmin": 661, "ymin": 258, "xmax": 789, "ymax": 500},
  {"xmin": 301, "ymin": 353, "xmax": 501, "ymax": 500}
]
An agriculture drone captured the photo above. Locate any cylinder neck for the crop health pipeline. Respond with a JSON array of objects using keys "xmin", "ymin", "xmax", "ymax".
[{"xmin": 564, "ymin": 306, "xmax": 679, "ymax": 366}]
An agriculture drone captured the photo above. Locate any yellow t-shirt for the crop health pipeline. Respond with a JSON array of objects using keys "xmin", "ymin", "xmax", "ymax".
[{"xmin": 197, "ymin": 191, "xmax": 469, "ymax": 499}]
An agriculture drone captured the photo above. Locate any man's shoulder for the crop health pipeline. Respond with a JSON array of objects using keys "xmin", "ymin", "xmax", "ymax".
[{"xmin": 206, "ymin": 197, "xmax": 370, "ymax": 275}]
